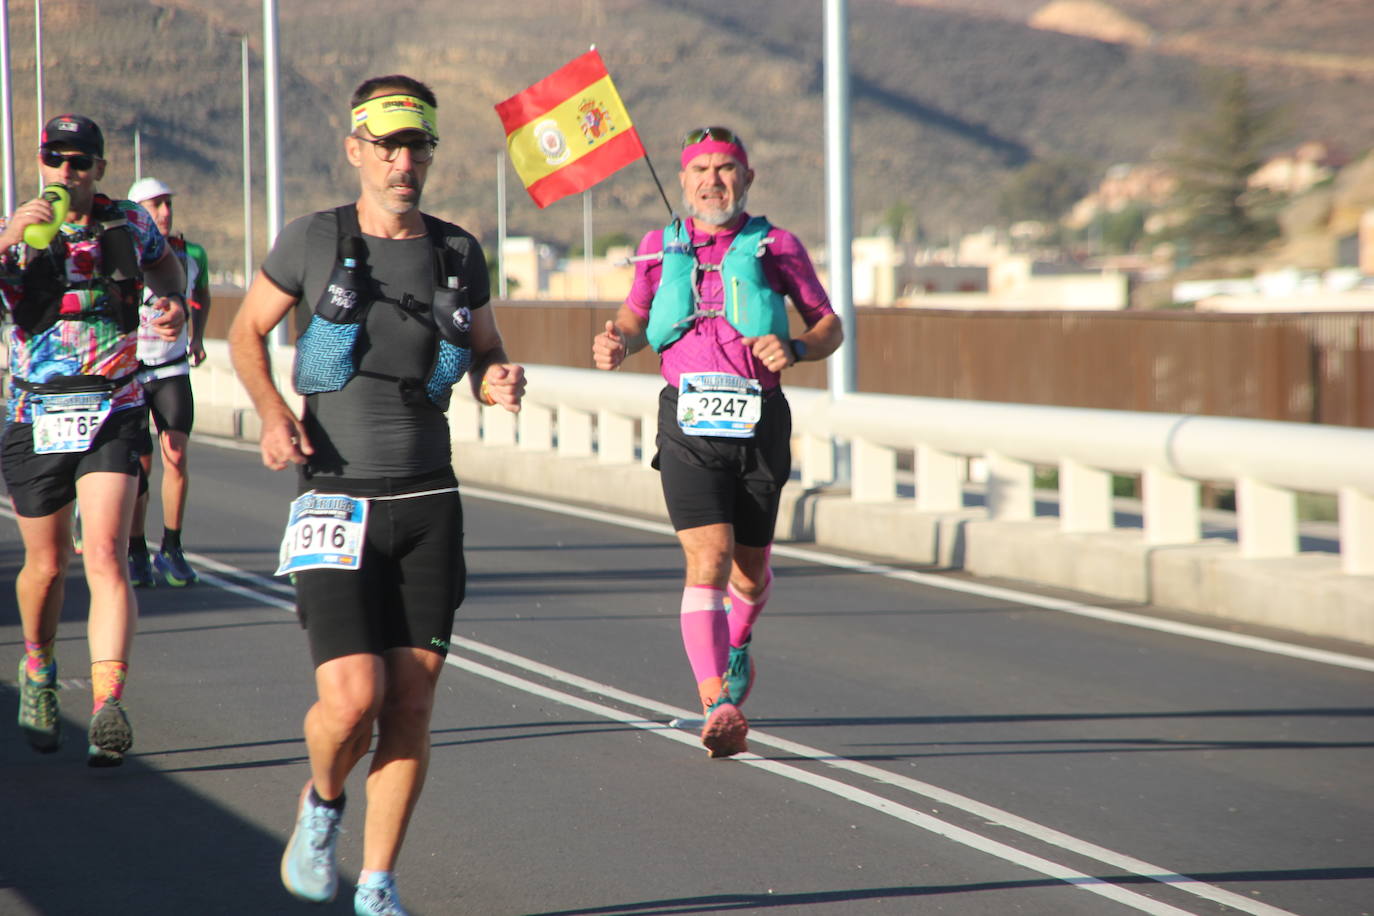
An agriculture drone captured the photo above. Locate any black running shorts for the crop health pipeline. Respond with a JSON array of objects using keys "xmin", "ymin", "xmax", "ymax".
[
  {"xmin": 142, "ymin": 373, "xmax": 195, "ymax": 436},
  {"xmin": 292, "ymin": 466, "xmax": 466, "ymax": 667},
  {"xmin": 653, "ymin": 385, "xmax": 792, "ymax": 547},
  {"xmin": 2, "ymin": 407, "xmax": 147, "ymax": 518}
]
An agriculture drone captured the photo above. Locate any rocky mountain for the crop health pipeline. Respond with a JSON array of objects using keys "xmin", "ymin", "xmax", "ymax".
[{"xmin": 4, "ymin": 0, "xmax": 1371, "ymax": 277}]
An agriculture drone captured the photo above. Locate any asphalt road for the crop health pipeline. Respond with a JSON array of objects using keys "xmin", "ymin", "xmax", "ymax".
[{"xmin": 1, "ymin": 438, "xmax": 1371, "ymax": 916}]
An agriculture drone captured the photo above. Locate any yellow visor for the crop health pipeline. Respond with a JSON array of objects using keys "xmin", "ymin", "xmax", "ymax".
[{"xmin": 351, "ymin": 94, "xmax": 438, "ymax": 141}]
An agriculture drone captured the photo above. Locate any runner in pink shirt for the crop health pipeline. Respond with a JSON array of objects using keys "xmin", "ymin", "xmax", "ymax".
[{"xmin": 593, "ymin": 126, "xmax": 843, "ymax": 758}]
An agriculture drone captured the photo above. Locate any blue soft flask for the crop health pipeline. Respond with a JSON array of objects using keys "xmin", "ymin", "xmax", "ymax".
[
  {"xmin": 425, "ymin": 275, "xmax": 473, "ymax": 409},
  {"xmin": 294, "ymin": 235, "xmax": 369, "ymax": 395}
]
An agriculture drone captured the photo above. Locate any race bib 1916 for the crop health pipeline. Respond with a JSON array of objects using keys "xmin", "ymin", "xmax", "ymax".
[{"xmin": 276, "ymin": 492, "xmax": 369, "ymax": 575}]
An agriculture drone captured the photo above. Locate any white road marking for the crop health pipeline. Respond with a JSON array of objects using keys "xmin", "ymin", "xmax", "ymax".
[
  {"xmin": 0, "ymin": 465, "xmax": 1339, "ymax": 914},
  {"xmin": 176, "ymin": 552, "xmax": 1297, "ymax": 915}
]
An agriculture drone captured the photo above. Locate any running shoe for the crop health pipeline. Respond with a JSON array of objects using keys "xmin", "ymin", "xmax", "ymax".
[
  {"xmin": 281, "ymin": 784, "xmax": 342, "ymax": 903},
  {"xmin": 17, "ymin": 659, "xmax": 60, "ymax": 753},
  {"xmin": 701, "ymin": 695, "xmax": 749, "ymax": 759},
  {"xmin": 723, "ymin": 639, "xmax": 755, "ymax": 708},
  {"xmin": 355, "ymin": 873, "xmax": 410, "ymax": 916},
  {"xmin": 128, "ymin": 551, "xmax": 156, "ymax": 589},
  {"xmin": 87, "ymin": 697, "xmax": 133, "ymax": 767},
  {"xmin": 154, "ymin": 545, "xmax": 199, "ymax": 587}
]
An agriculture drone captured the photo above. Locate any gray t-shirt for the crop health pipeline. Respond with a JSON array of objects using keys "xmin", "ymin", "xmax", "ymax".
[{"xmin": 261, "ymin": 206, "xmax": 489, "ymax": 479}]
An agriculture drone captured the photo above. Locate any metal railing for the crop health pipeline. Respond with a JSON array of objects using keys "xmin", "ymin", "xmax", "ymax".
[
  {"xmin": 193, "ymin": 344, "xmax": 1374, "ymax": 577},
  {"xmin": 448, "ymin": 364, "xmax": 1374, "ymax": 577}
]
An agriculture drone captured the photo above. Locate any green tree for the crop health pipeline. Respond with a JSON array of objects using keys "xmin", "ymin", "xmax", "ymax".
[
  {"xmin": 1163, "ymin": 71, "xmax": 1284, "ymax": 257},
  {"xmin": 998, "ymin": 157, "xmax": 1093, "ymax": 223},
  {"xmin": 1080, "ymin": 203, "xmax": 1148, "ymax": 254}
]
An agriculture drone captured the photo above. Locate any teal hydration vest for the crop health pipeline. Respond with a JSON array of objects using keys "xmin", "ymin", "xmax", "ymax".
[
  {"xmin": 645, "ymin": 216, "xmax": 788, "ymax": 353},
  {"xmin": 292, "ymin": 205, "xmax": 473, "ymax": 411}
]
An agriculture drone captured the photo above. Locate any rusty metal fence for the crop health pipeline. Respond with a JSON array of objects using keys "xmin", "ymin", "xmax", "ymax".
[{"xmin": 205, "ymin": 294, "xmax": 1374, "ymax": 427}]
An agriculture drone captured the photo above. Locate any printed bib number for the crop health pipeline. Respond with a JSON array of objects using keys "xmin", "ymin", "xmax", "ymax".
[
  {"xmin": 275, "ymin": 492, "xmax": 369, "ymax": 575},
  {"xmin": 32, "ymin": 393, "xmax": 112, "ymax": 454},
  {"xmin": 677, "ymin": 372, "xmax": 762, "ymax": 439}
]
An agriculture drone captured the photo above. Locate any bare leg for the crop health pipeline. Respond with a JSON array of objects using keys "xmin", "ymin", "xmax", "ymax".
[
  {"xmin": 306, "ymin": 653, "xmax": 384, "ymax": 800},
  {"xmin": 75, "ymin": 472, "xmax": 139, "ymax": 664},
  {"xmin": 159, "ymin": 430, "xmax": 190, "ymax": 532},
  {"xmin": 13, "ymin": 503, "xmax": 73, "ymax": 647},
  {"xmin": 361, "ymin": 647, "xmax": 445, "ymax": 872}
]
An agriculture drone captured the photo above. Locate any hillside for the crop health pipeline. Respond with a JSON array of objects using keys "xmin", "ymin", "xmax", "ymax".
[{"xmin": 4, "ymin": 0, "xmax": 1372, "ymax": 278}]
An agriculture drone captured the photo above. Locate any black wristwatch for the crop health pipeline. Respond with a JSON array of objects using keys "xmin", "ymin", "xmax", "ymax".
[{"xmin": 788, "ymin": 338, "xmax": 808, "ymax": 363}]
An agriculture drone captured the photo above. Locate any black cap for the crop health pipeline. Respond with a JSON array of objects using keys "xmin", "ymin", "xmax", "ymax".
[{"xmin": 40, "ymin": 114, "xmax": 104, "ymax": 157}]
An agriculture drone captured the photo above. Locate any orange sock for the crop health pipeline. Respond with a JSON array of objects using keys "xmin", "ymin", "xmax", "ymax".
[
  {"xmin": 91, "ymin": 660, "xmax": 128, "ymax": 712},
  {"xmin": 697, "ymin": 676, "xmax": 726, "ymax": 712}
]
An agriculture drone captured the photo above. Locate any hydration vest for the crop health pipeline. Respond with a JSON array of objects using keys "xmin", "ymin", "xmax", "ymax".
[
  {"xmin": 644, "ymin": 216, "xmax": 788, "ymax": 353},
  {"xmin": 10, "ymin": 194, "xmax": 143, "ymax": 337},
  {"xmin": 291, "ymin": 205, "xmax": 473, "ymax": 411}
]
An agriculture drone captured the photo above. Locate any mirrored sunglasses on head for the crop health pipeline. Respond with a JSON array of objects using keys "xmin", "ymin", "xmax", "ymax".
[{"xmin": 681, "ymin": 126, "xmax": 740, "ymax": 148}]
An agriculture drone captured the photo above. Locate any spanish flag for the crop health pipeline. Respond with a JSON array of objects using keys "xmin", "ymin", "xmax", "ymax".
[{"xmin": 494, "ymin": 49, "xmax": 646, "ymax": 208}]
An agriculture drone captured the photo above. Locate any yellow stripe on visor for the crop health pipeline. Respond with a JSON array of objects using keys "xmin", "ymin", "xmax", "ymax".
[{"xmin": 351, "ymin": 94, "xmax": 439, "ymax": 141}]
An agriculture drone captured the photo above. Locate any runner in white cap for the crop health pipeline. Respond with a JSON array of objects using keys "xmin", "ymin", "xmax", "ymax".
[{"xmin": 126, "ymin": 176, "xmax": 211, "ymax": 588}]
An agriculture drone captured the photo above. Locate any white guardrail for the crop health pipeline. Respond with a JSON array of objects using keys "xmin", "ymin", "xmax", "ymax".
[{"xmin": 195, "ymin": 348, "xmax": 1374, "ymax": 577}]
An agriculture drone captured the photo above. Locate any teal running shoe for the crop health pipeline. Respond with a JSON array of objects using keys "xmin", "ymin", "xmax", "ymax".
[
  {"xmin": 701, "ymin": 695, "xmax": 748, "ymax": 759},
  {"xmin": 17, "ymin": 659, "xmax": 60, "ymax": 753},
  {"xmin": 355, "ymin": 873, "xmax": 410, "ymax": 916},
  {"xmin": 155, "ymin": 545, "xmax": 199, "ymax": 587},
  {"xmin": 281, "ymin": 784, "xmax": 342, "ymax": 903},
  {"xmin": 87, "ymin": 697, "xmax": 133, "ymax": 767},
  {"xmin": 128, "ymin": 551, "xmax": 156, "ymax": 589},
  {"xmin": 723, "ymin": 639, "xmax": 755, "ymax": 707}
]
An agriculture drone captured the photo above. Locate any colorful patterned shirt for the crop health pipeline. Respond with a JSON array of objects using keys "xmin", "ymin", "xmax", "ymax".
[{"xmin": 0, "ymin": 198, "xmax": 166, "ymax": 423}]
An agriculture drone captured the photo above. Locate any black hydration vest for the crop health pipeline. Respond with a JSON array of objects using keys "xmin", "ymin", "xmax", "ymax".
[
  {"xmin": 291, "ymin": 205, "xmax": 473, "ymax": 411},
  {"xmin": 11, "ymin": 195, "xmax": 143, "ymax": 336}
]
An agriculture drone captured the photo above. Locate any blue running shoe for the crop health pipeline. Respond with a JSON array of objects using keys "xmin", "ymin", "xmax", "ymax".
[
  {"xmin": 17, "ymin": 659, "xmax": 60, "ymax": 753},
  {"xmin": 154, "ymin": 545, "xmax": 198, "ymax": 587},
  {"xmin": 87, "ymin": 697, "xmax": 133, "ymax": 767},
  {"xmin": 128, "ymin": 551, "xmax": 156, "ymax": 589},
  {"xmin": 355, "ymin": 873, "xmax": 410, "ymax": 916},
  {"xmin": 701, "ymin": 696, "xmax": 748, "ymax": 759},
  {"xmin": 281, "ymin": 784, "xmax": 342, "ymax": 903},
  {"xmin": 723, "ymin": 639, "xmax": 755, "ymax": 708}
]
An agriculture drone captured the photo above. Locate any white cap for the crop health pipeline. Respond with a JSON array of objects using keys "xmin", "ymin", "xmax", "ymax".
[{"xmin": 127, "ymin": 176, "xmax": 174, "ymax": 203}]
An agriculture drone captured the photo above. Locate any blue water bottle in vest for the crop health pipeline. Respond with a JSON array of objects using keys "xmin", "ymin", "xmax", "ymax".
[
  {"xmin": 293, "ymin": 235, "xmax": 369, "ymax": 395},
  {"xmin": 425, "ymin": 272, "xmax": 473, "ymax": 409}
]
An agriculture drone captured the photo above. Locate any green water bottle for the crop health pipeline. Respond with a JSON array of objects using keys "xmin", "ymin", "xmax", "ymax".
[{"xmin": 23, "ymin": 184, "xmax": 71, "ymax": 250}]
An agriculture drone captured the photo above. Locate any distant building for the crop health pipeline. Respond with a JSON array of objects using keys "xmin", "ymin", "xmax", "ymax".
[
  {"xmin": 498, "ymin": 236, "xmax": 560, "ymax": 297},
  {"xmin": 1249, "ymin": 141, "xmax": 1349, "ymax": 197},
  {"xmin": 1064, "ymin": 163, "xmax": 1176, "ymax": 231}
]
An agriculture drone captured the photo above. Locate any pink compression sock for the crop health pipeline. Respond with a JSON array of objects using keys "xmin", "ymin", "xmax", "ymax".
[
  {"xmin": 728, "ymin": 569, "xmax": 773, "ymax": 648},
  {"xmin": 680, "ymin": 586, "xmax": 729, "ymax": 685}
]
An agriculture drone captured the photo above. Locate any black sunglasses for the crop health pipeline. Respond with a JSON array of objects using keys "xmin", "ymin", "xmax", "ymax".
[
  {"xmin": 681, "ymin": 126, "xmax": 742, "ymax": 149},
  {"xmin": 40, "ymin": 149, "xmax": 98, "ymax": 171}
]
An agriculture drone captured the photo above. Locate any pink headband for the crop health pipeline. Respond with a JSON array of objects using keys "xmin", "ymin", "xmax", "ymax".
[{"xmin": 681, "ymin": 138, "xmax": 749, "ymax": 170}]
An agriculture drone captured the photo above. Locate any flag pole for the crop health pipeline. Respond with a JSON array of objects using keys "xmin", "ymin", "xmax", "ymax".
[
  {"xmin": 642, "ymin": 152, "xmax": 675, "ymax": 221},
  {"xmin": 583, "ymin": 43, "xmax": 674, "ymax": 220}
]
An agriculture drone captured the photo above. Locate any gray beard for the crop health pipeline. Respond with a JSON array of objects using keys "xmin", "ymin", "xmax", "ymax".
[{"xmin": 682, "ymin": 190, "xmax": 747, "ymax": 227}]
